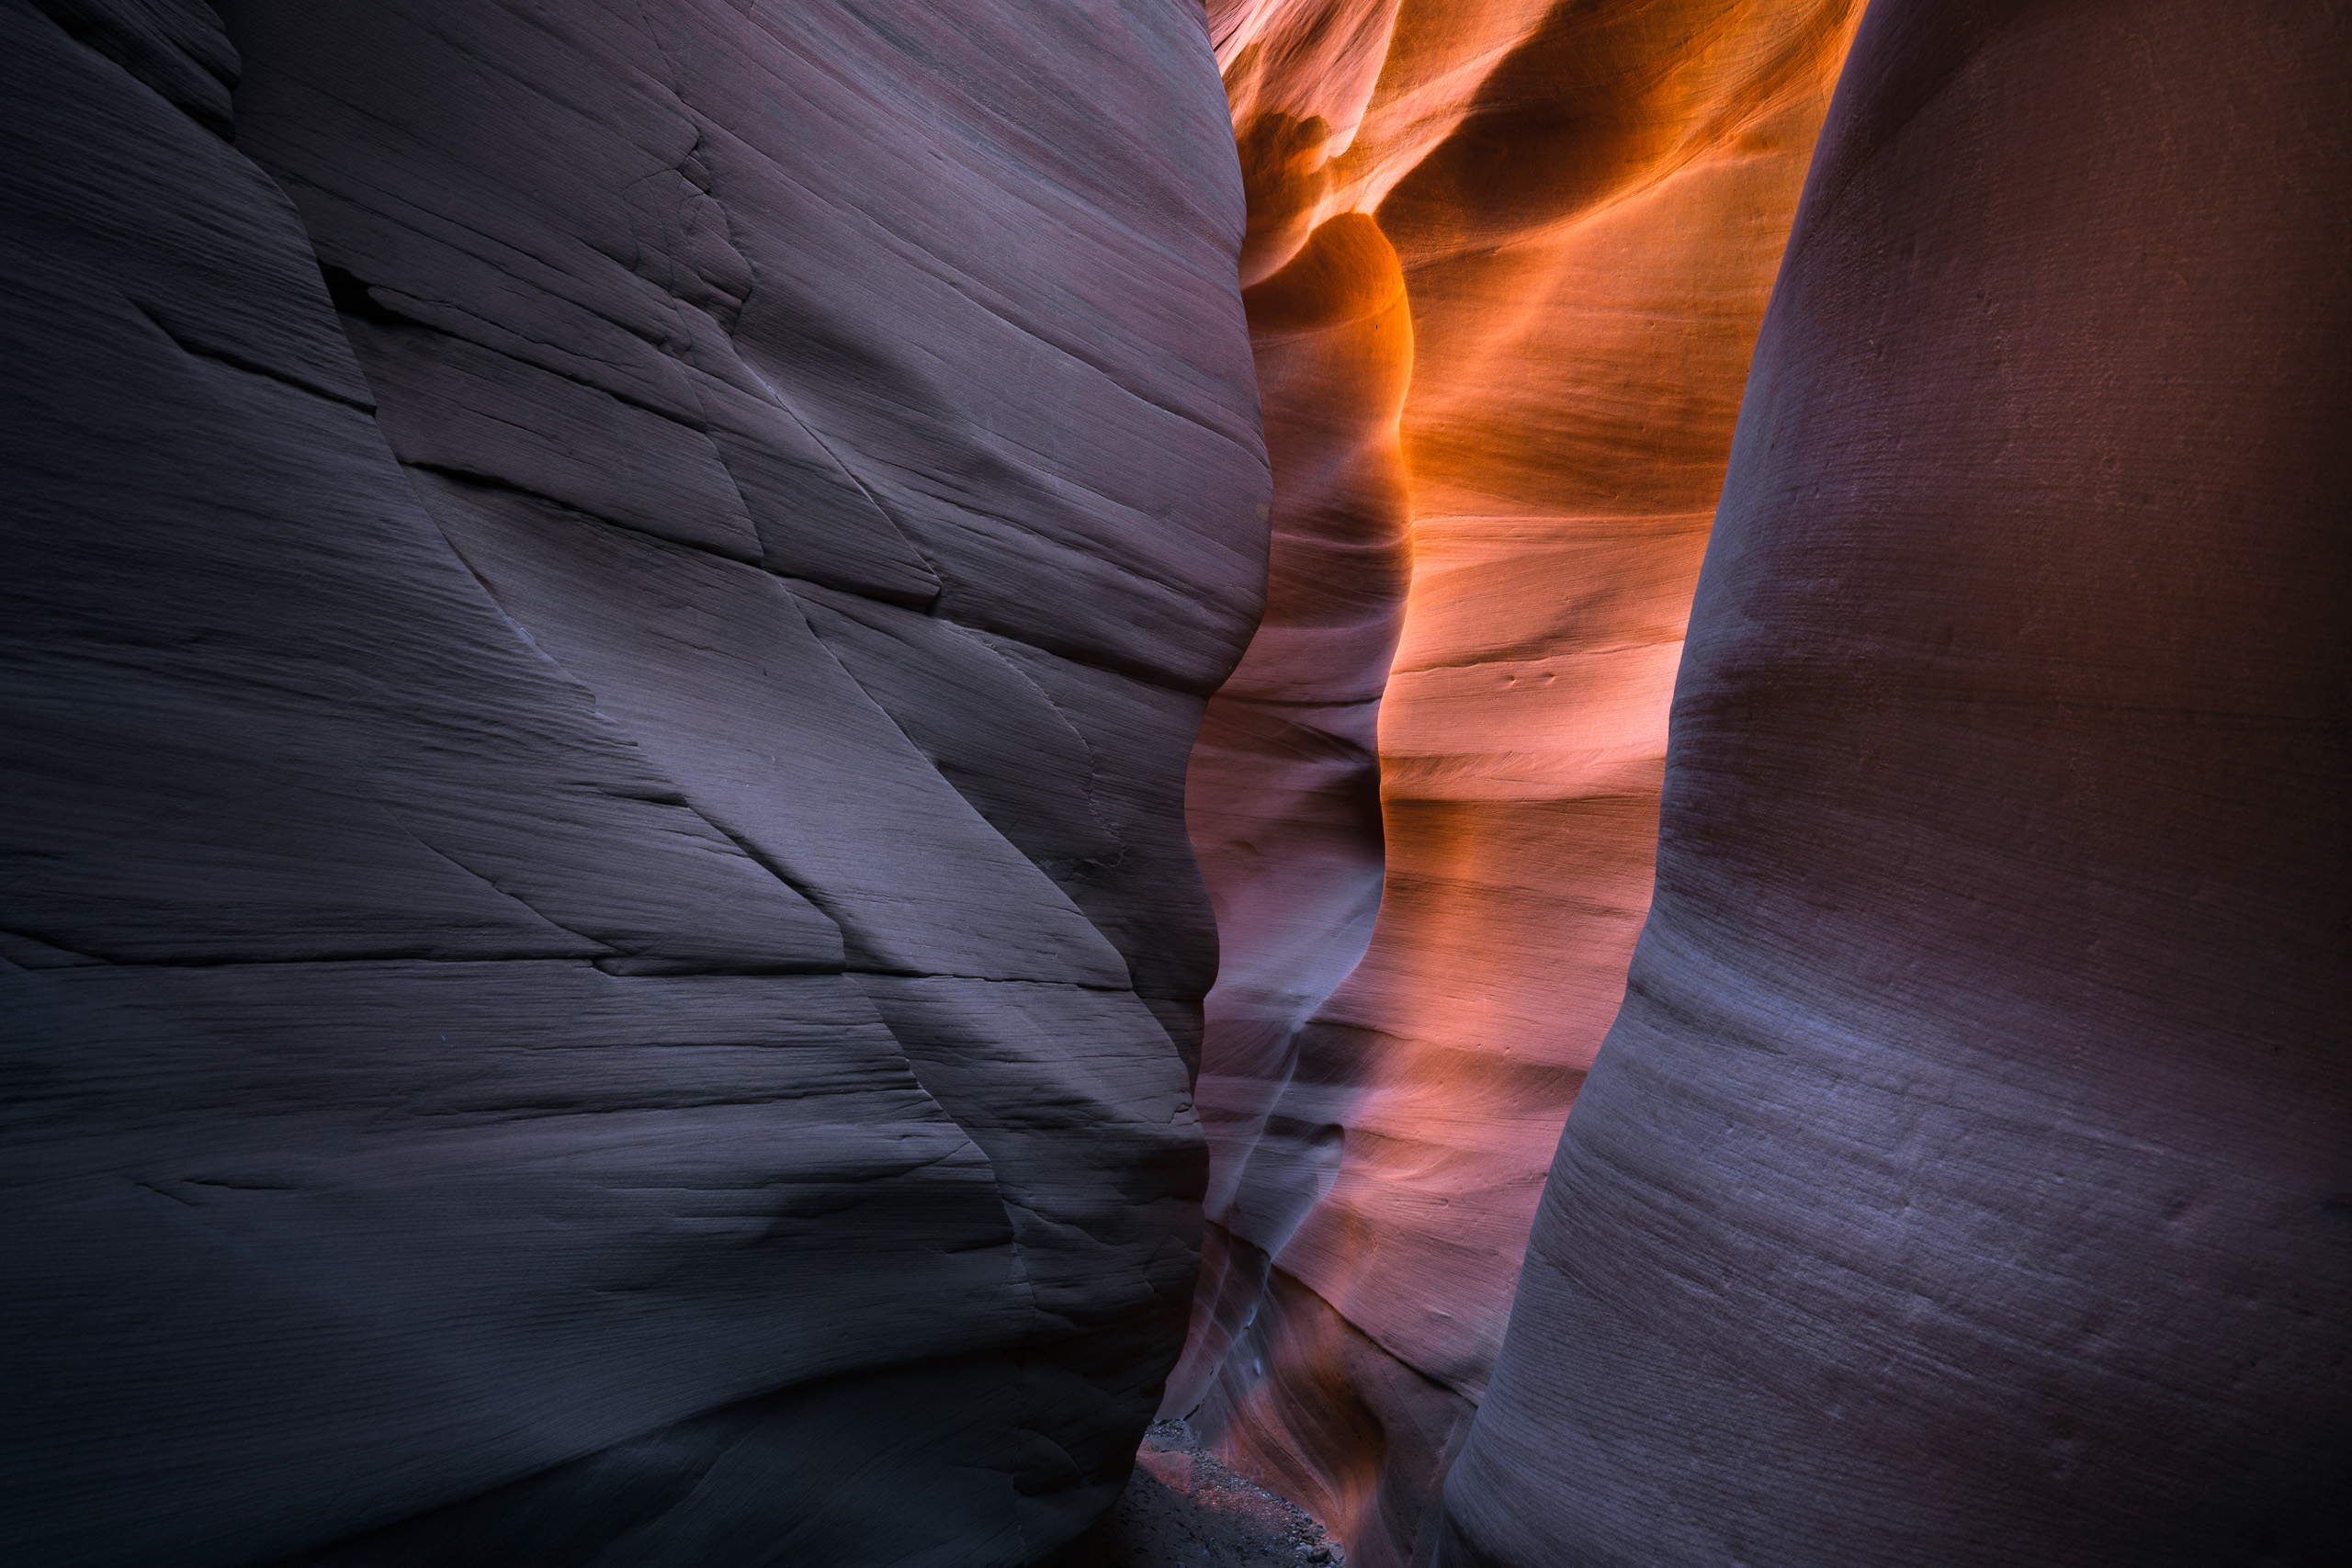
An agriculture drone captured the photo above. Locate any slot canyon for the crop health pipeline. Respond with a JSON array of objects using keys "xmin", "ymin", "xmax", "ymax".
[{"xmin": 2, "ymin": 2, "xmax": 2344, "ymax": 1566}]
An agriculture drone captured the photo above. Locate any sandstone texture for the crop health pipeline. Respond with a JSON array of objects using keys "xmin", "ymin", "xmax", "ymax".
[
  {"xmin": 11, "ymin": 0, "xmax": 2346, "ymax": 1563},
  {"xmin": 1169, "ymin": 5, "xmax": 1864, "ymax": 1562},
  {"xmin": 0, "ymin": 3, "xmax": 1267, "ymax": 1564},
  {"xmin": 1442, "ymin": 1, "xmax": 2351, "ymax": 1562}
]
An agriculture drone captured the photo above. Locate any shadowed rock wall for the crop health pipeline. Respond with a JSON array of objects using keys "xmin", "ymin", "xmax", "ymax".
[
  {"xmin": 1168, "ymin": 5, "xmax": 1862, "ymax": 1562},
  {"xmin": 0, "ymin": 3, "xmax": 1267, "ymax": 1564},
  {"xmin": 1442, "ymin": 0, "xmax": 2351, "ymax": 1562}
]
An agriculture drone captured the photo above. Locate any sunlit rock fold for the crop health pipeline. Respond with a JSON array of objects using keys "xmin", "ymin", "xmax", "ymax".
[{"xmin": 1170, "ymin": 5, "xmax": 1867, "ymax": 1562}]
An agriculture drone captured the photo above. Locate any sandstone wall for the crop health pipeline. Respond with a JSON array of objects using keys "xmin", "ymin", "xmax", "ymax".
[
  {"xmin": 1443, "ymin": 0, "xmax": 2351, "ymax": 1562},
  {"xmin": 0, "ymin": 3, "xmax": 1266, "ymax": 1563}
]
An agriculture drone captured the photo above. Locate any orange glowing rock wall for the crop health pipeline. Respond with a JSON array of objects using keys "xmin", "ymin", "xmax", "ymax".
[{"xmin": 1171, "ymin": 4, "xmax": 1864, "ymax": 1562}]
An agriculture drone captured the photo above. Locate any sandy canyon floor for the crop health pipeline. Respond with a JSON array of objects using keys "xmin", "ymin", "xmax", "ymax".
[{"xmin": 1048, "ymin": 1421, "xmax": 1344, "ymax": 1567}]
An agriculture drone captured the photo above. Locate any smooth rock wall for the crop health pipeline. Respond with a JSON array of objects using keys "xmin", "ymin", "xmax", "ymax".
[
  {"xmin": 1168, "ymin": 5, "xmax": 1861, "ymax": 1562},
  {"xmin": 0, "ymin": 3, "xmax": 1267, "ymax": 1564},
  {"xmin": 1442, "ymin": 0, "xmax": 2351, "ymax": 1562}
]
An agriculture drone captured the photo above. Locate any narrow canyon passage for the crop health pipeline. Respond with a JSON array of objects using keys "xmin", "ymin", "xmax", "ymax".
[
  {"xmin": 3, "ymin": 2, "xmax": 2343, "ymax": 1566},
  {"xmin": 1168, "ymin": 6, "xmax": 1867, "ymax": 1562}
]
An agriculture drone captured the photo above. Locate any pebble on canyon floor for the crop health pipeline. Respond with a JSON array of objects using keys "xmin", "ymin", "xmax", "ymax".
[{"xmin": 1047, "ymin": 1418, "xmax": 1344, "ymax": 1566}]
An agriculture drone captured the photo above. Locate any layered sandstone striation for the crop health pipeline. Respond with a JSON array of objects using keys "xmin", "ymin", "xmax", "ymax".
[
  {"xmin": 0, "ymin": 3, "xmax": 1265, "ymax": 1564},
  {"xmin": 12, "ymin": 1, "xmax": 2341, "ymax": 1562},
  {"xmin": 1170, "ymin": 4, "xmax": 1863, "ymax": 1561},
  {"xmin": 1445, "ymin": 0, "xmax": 2352, "ymax": 1562}
]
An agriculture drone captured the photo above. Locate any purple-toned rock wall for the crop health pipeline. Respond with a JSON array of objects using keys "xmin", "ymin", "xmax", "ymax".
[
  {"xmin": 10, "ymin": 2, "xmax": 2346, "ymax": 1564},
  {"xmin": 1440, "ymin": 1, "xmax": 2351, "ymax": 1562},
  {"xmin": 0, "ymin": 3, "xmax": 1267, "ymax": 1563}
]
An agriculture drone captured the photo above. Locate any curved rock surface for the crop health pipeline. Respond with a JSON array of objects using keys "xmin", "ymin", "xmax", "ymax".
[
  {"xmin": 1443, "ymin": 1, "xmax": 2351, "ymax": 1562},
  {"xmin": 0, "ymin": 3, "xmax": 1266, "ymax": 1564},
  {"xmin": 13, "ymin": 2, "xmax": 2344, "ymax": 1563},
  {"xmin": 1169, "ymin": 4, "xmax": 1863, "ymax": 1561}
]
